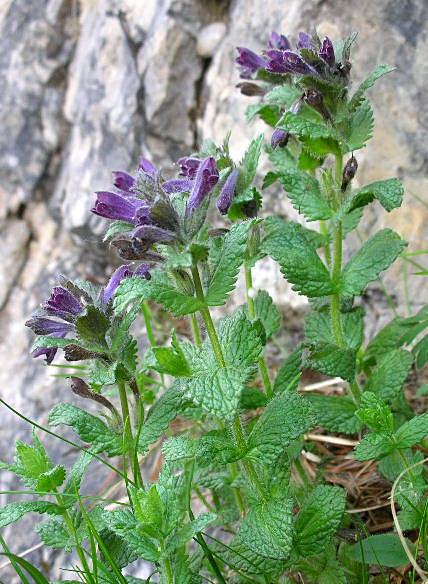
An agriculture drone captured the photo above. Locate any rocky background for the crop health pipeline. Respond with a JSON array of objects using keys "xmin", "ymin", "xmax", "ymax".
[{"xmin": 0, "ymin": 0, "xmax": 427, "ymax": 579}]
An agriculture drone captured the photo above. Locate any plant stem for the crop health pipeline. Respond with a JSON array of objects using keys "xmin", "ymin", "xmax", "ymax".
[
  {"xmin": 331, "ymin": 154, "xmax": 361, "ymax": 404},
  {"xmin": 294, "ymin": 456, "xmax": 311, "ymax": 489},
  {"xmin": 244, "ymin": 264, "xmax": 273, "ymax": 399},
  {"xmin": 56, "ymin": 491, "xmax": 90, "ymax": 575},
  {"xmin": 191, "ymin": 263, "xmax": 267, "ymax": 501},
  {"xmin": 319, "ymin": 220, "xmax": 332, "ymax": 268},
  {"xmin": 141, "ymin": 300, "xmax": 156, "ymax": 346},
  {"xmin": 190, "ymin": 313, "xmax": 202, "ymax": 348},
  {"xmin": 117, "ymin": 380, "xmax": 142, "ymax": 486}
]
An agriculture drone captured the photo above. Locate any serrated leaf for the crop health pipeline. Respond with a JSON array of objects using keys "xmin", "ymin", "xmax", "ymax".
[
  {"xmin": 278, "ymin": 111, "xmax": 339, "ymax": 141},
  {"xmin": 138, "ymin": 386, "xmax": 188, "ymax": 454},
  {"xmin": 278, "ymin": 168, "xmax": 333, "ymax": 221},
  {"xmin": 233, "ymin": 496, "xmax": 294, "ymax": 560},
  {"xmin": 304, "ymin": 342, "xmax": 356, "ymax": 382},
  {"xmin": 31, "ymin": 336, "xmax": 79, "ymax": 351},
  {"xmin": 0, "ymin": 501, "xmax": 62, "ymax": 529},
  {"xmin": 345, "ymin": 98, "xmax": 373, "ymax": 151},
  {"xmin": 13, "ymin": 433, "xmax": 51, "ymax": 485},
  {"xmin": 354, "ymin": 432, "xmax": 393, "ymax": 461},
  {"xmin": 245, "ymin": 104, "xmax": 280, "ymax": 127},
  {"xmin": 356, "ymin": 392, "xmax": 394, "ymax": 433},
  {"xmin": 62, "ymin": 451, "xmax": 93, "ymax": 505},
  {"xmin": 102, "ymin": 510, "xmax": 160, "ymax": 562},
  {"xmin": 263, "ymin": 216, "xmax": 335, "ymax": 297},
  {"xmin": 166, "ymin": 513, "xmax": 217, "ymax": 553},
  {"xmin": 36, "ymin": 465, "xmax": 66, "ymax": 492},
  {"xmin": 205, "ymin": 221, "xmax": 252, "ymax": 306},
  {"xmin": 273, "ymin": 347, "xmax": 302, "ymax": 394},
  {"xmin": 37, "ymin": 517, "xmax": 72, "ymax": 550},
  {"xmin": 305, "ymin": 307, "xmax": 364, "ymax": 351},
  {"xmin": 265, "ymin": 84, "xmax": 302, "ymax": 107},
  {"xmin": 306, "ymin": 395, "xmax": 361, "ymax": 434},
  {"xmin": 248, "ymin": 392, "xmax": 315, "ymax": 463},
  {"xmin": 250, "ymin": 290, "xmax": 281, "ymax": 340},
  {"xmin": 218, "ymin": 309, "xmax": 263, "ymax": 370},
  {"xmin": 348, "ymin": 178, "xmax": 404, "ymax": 213},
  {"xmin": 394, "ymin": 413, "xmax": 428, "ymax": 448},
  {"xmin": 294, "ymin": 485, "xmax": 346, "ymax": 556},
  {"xmin": 153, "ymin": 346, "xmax": 191, "ymax": 377},
  {"xmin": 162, "ymin": 436, "xmax": 196, "ymax": 464},
  {"xmin": 364, "ymin": 349, "xmax": 413, "ymax": 401},
  {"xmin": 237, "ymin": 134, "xmax": 264, "ymax": 193},
  {"xmin": 340, "ymin": 229, "xmax": 406, "ymax": 296},
  {"xmin": 347, "ymin": 533, "xmax": 414, "ymax": 567},
  {"xmin": 48, "ymin": 403, "xmax": 122, "ymax": 456},
  {"xmin": 349, "ymin": 65, "xmax": 395, "ymax": 111},
  {"xmin": 114, "ymin": 270, "xmax": 204, "ymax": 316}
]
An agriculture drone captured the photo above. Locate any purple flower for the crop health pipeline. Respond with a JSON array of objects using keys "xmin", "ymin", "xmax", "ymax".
[
  {"xmin": 186, "ymin": 157, "xmax": 219, "ymax": 214},
  {"xmin": 265, "ymin": 50, "xmax": 291, "ymax": 74},
  {"xmin": 236, "ymin": 47, "xmax": 267, "ymax": 79},
  {"xmin": 139, "ymin": 158, "xmax": 158, "ymax": 180},
  {"xmin": 92, "ymin": 191, "xmax": 148, "ymax": 224},
  {"xmin": 297, "ymin": 32, "xmax": 314, "ymax": 50},
  {"xmin": 112, "ymin": 171, "xmax": 135, "ymax": 193},
  {"xmin": 268, "ymin": 31, "xmax": 291, "ymax": 50},
  {"xmin": 177, "ymin": 157, "xmax": 201, "ymax": 179},
  {"xmin": 271, "ymin": 128, "xmax": 289, "ymax": 149},
  {"xmin": 26, "ymin": 317, "xmax": 74, "ymax": 336},
  {"xmin": 42, "ymin": 286, "xmax": 83, "ymax": 321},
  {"xmin": 132, "ymin": 224, "xmax": 176, "ymax": 243},
  {"xmin": 31, "ymin": 338, "xmax": 63, "ymax": 365},
  {"xmin": 216, "ymin": 169, "xmax": 239, "ymax": 215},
  {"xmin": 319, "ymin": 36, "xmax": 335, "ymax": 67},
  {"xmin": 102, "ymin": 264, "xmax": 151, "ymax": 303},
  {"xmin": 162, "ymin": 178, "xmax": 193, "ymax": 194}
]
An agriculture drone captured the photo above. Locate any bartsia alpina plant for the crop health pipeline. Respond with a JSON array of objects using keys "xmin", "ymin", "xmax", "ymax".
[{"xmin": 2, "ymin": 25, "xmax": 427, "ymax": 584}]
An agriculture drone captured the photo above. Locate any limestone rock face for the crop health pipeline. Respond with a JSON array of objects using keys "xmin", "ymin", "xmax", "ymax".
[{"xmin": 0, "ymin": 0, "xmax": 427, "ymax": 578}]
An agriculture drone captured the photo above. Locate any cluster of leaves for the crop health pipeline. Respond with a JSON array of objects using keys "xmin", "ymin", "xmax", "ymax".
[{"xmin": 1, "ymin": 28, "xmax": 428, "ymax": 584}]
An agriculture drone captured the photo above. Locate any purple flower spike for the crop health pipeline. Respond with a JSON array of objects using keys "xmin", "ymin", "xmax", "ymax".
[
  {"xmin": 177, "ymin": 157, "xmax": 201, "ymax": 179},
  {"xmin": 271, "ymin": 128, "xmax": 289, "ymax": 149},
  {"xmin": 297, "ymin": 32, "xmax": 313, "ymax": 49},
  {"xmin": 236, "ymin": 47, "xmax": 267, "ymax": 79},
  {"xmin": 92, "ymin": 191, "xmax": 145, "ymax": 223},
  {"xmin": 282, "ymin": 51, "xmax": 313, "ymax": 74},
  {"xmin": 216, "ymin": 169, "xmax": 239, "ymax": 215},
  {"xmin": 112, "ymin": 171, "xmax": 135, "ymax": 193},
  {"xmin": 139, "ymin": 158, "xmax": 157, "ymax": 180},
  {"xmin": 32, "ymin": 343, "xmax": 61, "ymax": 365},
  {"xmin": 43, "ymin": 287, "xmax": 83, "ymax": 320},
  {"xmin": 186, "ymin": 157, "xmax": 219, "ymax": 214},
  {"xmin": 25, "ymin": 317, "xmax": 74, "ymax": 336},
  {"xmin": 268, "ymin": 31, "xmax": 291, "ymax": 50},
  {"xmin": 103, "ymin": 265, "xmax": 133, "ymax": 303},
  {"xmin": 162, "ymin": 178, "xmax": 193, "ymax": 194},
  {"xmin": 132, "ymin": 224, "xmax": 176, "ymax": 243},
  {"xmin": 319, "ymin": 36, "xmax": 335, "ymax": 67}
]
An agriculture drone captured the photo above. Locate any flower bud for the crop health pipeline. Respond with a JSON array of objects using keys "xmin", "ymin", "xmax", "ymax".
[
  {"xmin": 304, "ymin": 89, "xmax": 331, "ymax": 121},
  {"xmin": 70, "ymin": 377, "xmax": 119, "ymax": 417},
  {"xmin": 341, "ymin": 155, "xmax": 358, "ymax": 191},
  {"xmin": 271, "ymin": 128, "xmax": 289, "ymax": 149}
]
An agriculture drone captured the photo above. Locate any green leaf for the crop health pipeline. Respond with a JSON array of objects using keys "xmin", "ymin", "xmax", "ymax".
[
  {"xmin": 250, "ymin": 290, "xmax": 281, "ymax": 340},
  {"xmin": 102, "ymin": 510, "xmax": 160, "ymax": 562},
  {"xmin": 48, "ymin": 404, "xmax": 122, "ymax": 456},
  {"xmin": 233, "ymin": 496, "xmax": 294, "ymax": 560},
  {"xmin": 37, "ymin": 517, "xmax": 72, "ymax": 550},
  {"xmin": 273, "ymin": 347, "xmax": 302, "ymax": 394},
  {"xmin": 31, "ymin": 336, "xmax": 79, "ymax": 351},
  {"xmin": 349, "ymin": 65, "xmax": 395, "ymax": 111},
  {"xmin": 306, "ymin": 395, "xmax": 361, "ymax": 434},
  {"xmin": 348, "ymin": 178, "xmax": 404, "ymax": 213},
  {"xmin": 278, "ymin": 111, "xmax": 339, "ymax": 141},
  {"xmin": 278, "ymin": 168, "xmax": 332, "ymax": 221},
  {"xmin": 304, "ymin": 342, "xmax": 356, "ymax": 382},
  {"xmin": 394, "ymin": 413, "xmax": 428, "ymax": 448},
  {"xmin": 103, "ymin": 220, "xmax": 134, "ymax": 242},
  {"xmin": 237, "ymin": 134, "xmax": 264, "ymax": 193},
  {"xmin": 248, "ymin": 392, "xmax": 315, "ymax": 463},
  {"xmin": 62, "ymin": 451, "xmax": 93, "ymax": 505},
  {"xmin": 218, "ymin": 309, "xmax": 263, "ymax": 371},
  {"xmin": 206, "ymin": 221, "xmax": 252, "ymax": 306},
  {"xmin": 152, "ymin": 345, "xmax": 191, "ymax": 377},
  {"xmin": 138, "ymin": 386, "xmax": 188, "ymax": 454},
  {"xmin": 13, "ymin": 432, "xmax": 51, "ymax": 486},
  {"xmin": 263, "ymin": 216, "xmax": 335, "ymax": 297},
  {"xmin": 305, "ymin": 307, "xmax": 364, "ymax": 351},
  {"xmin": 340, "ymin": 229, "xmax": 406, "ymax": 296},
  {"xmin": 245, "ymin": 104, "xmax": 280, "ymax": 126},
  {"xmin": 166, "ymin": 513, "xmax": 217, "ymax": 553},
  {"xmin": 240, "ymin": 386, "xmax": 268, "ymax": 409},
  {"xmin": 364, "ymin": 349, "xmax": 413, "ymax": 401},
  {"xmin": 36, "ymin": 465, "xmax": 66, "ymax": 492},
  {"xmin": 265, "ymin": 84, "xmax": 301, "ymax": 107},
  {"xmin": 294, "ymin": 486, "xmax": 346, "ymax": 556},
  {"xmin": 114, "ymin": 270, "xmax": 203, "ymax": 316},
  {"xmin": 75, "ymin": 305, "xmax": 109, "ymax": 347},
  {"xmin": 0, "ymin": 501, "xmax": 62, "ymax": 529},
  {"xmin": 345, "ymin": 98, "xmax": 373, "ymax": 151},
  {"xmin": 356, "ymin": 392, "xmax": 394, "ymax": 433},
  {"xmin": 347, "ymin": 533, "xmax": 414, "ymax": 567},
  {"xmin": 354, "ymin": 432, "xmax": 393, "ymax": 461}
]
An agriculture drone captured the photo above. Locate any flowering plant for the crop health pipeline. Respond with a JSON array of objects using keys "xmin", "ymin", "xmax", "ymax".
[{"xmin": 1, "ymin": 27, "xmax": 427, "ymax": 583}]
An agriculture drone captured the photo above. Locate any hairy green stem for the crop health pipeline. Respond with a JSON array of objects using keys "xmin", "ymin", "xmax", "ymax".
[
  {"xmin": 190, "ymin": 313, "xmax": 203, "ymax": 348},
  {"xmin": 141, "ymin": 300, "xmax": 156, "ymax": 346},
  {"xmin": 191, "ymin": 264, "xmax": 267, "ymax": 501},
  {"xmin": 117, "ymin": 380, "xmax": 142, "ymax": 487},
  {"xmin": 56, "ymin": 491, "xmax": 90, "ymax": 574},
  {"xmin": 244, "ymin": 265, "xmax": 273, "ymax": 398},
  {"xmin": 331, "ymin": 154, "xmax": 361, "ymax": 404}
]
